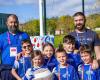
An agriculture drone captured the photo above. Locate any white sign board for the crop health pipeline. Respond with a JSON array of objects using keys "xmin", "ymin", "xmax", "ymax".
[{"xmin": 30, "ymin": 35, "xmax": 54, "ymax": 51}]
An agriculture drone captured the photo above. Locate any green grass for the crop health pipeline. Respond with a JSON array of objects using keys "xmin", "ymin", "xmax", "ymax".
[{"xmin": 54, "ymin": 35, "xmax": 65, "ymax": 48}]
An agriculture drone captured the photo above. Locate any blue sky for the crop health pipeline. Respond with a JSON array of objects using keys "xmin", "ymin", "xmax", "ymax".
[{"xmin": 0, "ymin": 0, "xmax": 99, "ymax": 23}]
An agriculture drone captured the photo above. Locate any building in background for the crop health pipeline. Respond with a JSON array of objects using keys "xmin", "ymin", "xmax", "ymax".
[{"xmin": 0, "ymin": 13, "xmax": 10, "ymax": 33}]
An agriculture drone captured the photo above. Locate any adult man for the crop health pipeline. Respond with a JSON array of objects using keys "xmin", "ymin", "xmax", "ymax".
[
  {"xmin": 69, "ymin": 12, "xmax": 100, "ymax": 65},
  {"xmin": 0, "ymin": 14, "xmax": 30, "ymax": 80}
]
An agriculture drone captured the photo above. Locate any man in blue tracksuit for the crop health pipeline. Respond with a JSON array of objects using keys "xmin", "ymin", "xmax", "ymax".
[{"xmin": 0, "ymin": 14, "xmax": 30, "ymax": 80}]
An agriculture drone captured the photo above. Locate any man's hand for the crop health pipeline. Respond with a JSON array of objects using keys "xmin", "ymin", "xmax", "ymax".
[
  {"xmin": 91, "ymin": 59, "xmax": 99, "ymax": 69},
  {"xmin": 97, "ymin": 59, "xmax": 100, "ymax": 67}
]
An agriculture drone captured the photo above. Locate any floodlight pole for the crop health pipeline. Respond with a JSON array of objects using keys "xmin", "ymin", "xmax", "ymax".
[
  {"xmin": 39, "ymin": 0, "xmax": 46, "ymax": 36},
  {"xmin": 82, "ymin": 0, "xmax": 85, "ymax": 14}
]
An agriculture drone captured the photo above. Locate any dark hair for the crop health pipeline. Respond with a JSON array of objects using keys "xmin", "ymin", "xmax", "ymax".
[
  {"xmin": 55, "ymin": 44, "xmax": 67, "ymax": 57},
  {"xmin": 31, "ymin": 50, "xmax": 43, "ymax": 60},
  {"xmin": 21, "ymin": 39, "xmax": 32, "ymax": 45},
  {"xmin": 7, "ymin": 14, "xmax": 19, "ymax": 22},
  {"xmin": 42, "ymin": 42, "xmax": 55, "ymax": 53},
  {"xmin": 63, "ymin": 35, "xmax": 75, "ymax": 44},
  {"xmin": 73, "ymin": 12, "xmax": 86, "ymax": 19},
  {"xmin": 79, "ymin": 44, "xmax": 91, "ymax": 54}
]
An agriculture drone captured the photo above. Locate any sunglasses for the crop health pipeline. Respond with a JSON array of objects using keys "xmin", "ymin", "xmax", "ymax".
[{"xmin": 22, "ymin": 45, "xmax": 31, "ymax": 49}]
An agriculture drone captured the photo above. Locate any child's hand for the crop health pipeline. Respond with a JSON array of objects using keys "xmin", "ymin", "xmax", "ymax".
[
  {"xmin": 74, "ymin": 50, "xmax": 79, "ymax": 54},
  {"xmin": 91, "ymin": 59, "xmax": 99, "ymax": 69},
  {"xmin": 97, "ymin": 59, "xmax": 100, "ymax": 66},
  {"xmin": 15, "ymin": 52, "xmax": 23, "ymax": 60}
]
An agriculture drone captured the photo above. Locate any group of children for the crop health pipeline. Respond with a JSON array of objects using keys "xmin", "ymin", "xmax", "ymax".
[{"xmin": 11, "ymin": 35, "xmax": 100, "ymax": 80}]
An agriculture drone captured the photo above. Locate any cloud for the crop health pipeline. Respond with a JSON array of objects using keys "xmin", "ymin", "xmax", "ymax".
[
  {"xmin": 46, "ymin": 0, "xmax": 99, "ymax": 17},
  {"xmin": 46, "ymin": 0, "xmax": 82, "ymax": 17}
]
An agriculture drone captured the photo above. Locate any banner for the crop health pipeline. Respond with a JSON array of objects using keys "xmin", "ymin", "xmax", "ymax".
[{"xmin": 30, "ymin": 35, "xmax": 54, "ymax": 51}]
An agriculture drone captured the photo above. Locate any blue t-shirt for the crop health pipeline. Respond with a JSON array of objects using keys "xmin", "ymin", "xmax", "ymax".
[
  {"xmin": 12, "ymin": 56, "xmax": 31, "ymax": 78},
  {"xmin": 78, "ymin": 64, "xmax": 99, "ymax": 80},
  {"xmin": 0, "ymin": 31, "xmax": 30, "ymax": 66},
  {"xmin": 69, "ymin": 29, "xmax": 100, "ymax": 49},
  {"xmin": 53, "ymin": 64, "xmax": 79, "ymax": 80},
  {"xmin": 67, "ymin": 52, "xmax": 82, "ymax": 70},
  {"xmin": 44, "ymin": 55, "xmax": 58, "ymax": 71}
]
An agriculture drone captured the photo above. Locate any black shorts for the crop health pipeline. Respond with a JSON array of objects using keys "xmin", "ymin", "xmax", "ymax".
[{"xmin": 0, "ymin": 64, "xmax": 16, "ymax": 80}]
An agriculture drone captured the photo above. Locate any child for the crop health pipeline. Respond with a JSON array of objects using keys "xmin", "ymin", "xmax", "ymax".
[
  {"xmin": 42, "ymin": 42, "xmax": 58, "ymax": 71},
  {"xmin": 23, "ymin": 50, "xmax": 51, "ymax": 80},
  {"xmin": 63, "ymin": 35, "xmax": 82, "ymax": 70},
  {"xmin": 52, "ymin": 47, "xmax": 79, "ymax": 80},
  {"xmin": 11, "ymin": 39, "xmax": 33, "ymax": 80},
  {"xmin": 78, "ymin": 44, "xmax": 99, "ymax": 80}
]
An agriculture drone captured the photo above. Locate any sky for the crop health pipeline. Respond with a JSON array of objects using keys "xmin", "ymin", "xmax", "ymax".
[{"xmin": 0, "ymin": 0, "xmax": 99, "ymax": 23}]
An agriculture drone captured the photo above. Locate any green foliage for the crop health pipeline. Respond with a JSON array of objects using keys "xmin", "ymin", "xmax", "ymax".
[
  {"xmin": 54, "ymin": 35, "xmax": 65, "ymax": 48},
  {"xmin": 46, "ymin": 18, "xmax": 57, "ymax": 35},
  {"xmin": 86, "ymin": 14, "xmax": 100, "ymax": 29},
  {"xmin": 21, "ymin": 13, "xmax": 100, "ymax": 36},
  {"xmin": 57, "ymin": 15, "xmax": 74, "ymax": 33},
  {"xmin": 21, "ymin": 19, "xmax": 39, "ymax": 36}
]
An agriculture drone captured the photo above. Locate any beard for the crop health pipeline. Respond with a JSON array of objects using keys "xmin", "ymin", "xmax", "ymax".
[
  {"xmin": 75, "ymin": 24, "xmax": 85, "ymax": 31},
  {"xmin": 8, "ymin": 26, "xmax": 19, "ymax": 33}
]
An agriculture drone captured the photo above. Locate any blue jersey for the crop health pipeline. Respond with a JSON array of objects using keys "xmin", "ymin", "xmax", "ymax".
[
  {"xmin": 44, "ymin": 55, "xmax": 58, "ymax": 71},
  {"xmin": 0, "ymin": 31, "xmax": 30, "ymax": 65},
  {"xmin": 78, "ymin": 64, "xmax": 99, "ymax": 80},
  {"xmin": 67, "ymin": 52, "xmax": 82, "ymax": 70},
  {"xmin": 12, "ymin": 56, "xmax": 31, "ymax": 78},
  {"xmin": 23, "ymin": 65, "xmax": 47, "ymax": 80},
  {"xmin": 53, "ymin": 64, "xmax": 79, "ymax": 80},
  {"xmin": 98, "ymin": 68, "xmax": 100, "ymax": 80},
  {"xmin": 69, "ymin": 29, "xmax": 100, "ymax": 49}
]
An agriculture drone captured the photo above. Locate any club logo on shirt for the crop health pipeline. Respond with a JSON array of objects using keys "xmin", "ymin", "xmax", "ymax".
[
  {"xmin": 19, "ymin": 35, "xmax": 22, "ymax": 40},
  {"xmin": 86, "ymin": 70, "xmax": 93, "ymax": 75},
  {"xmin": 19, "ymin": 59, "xmax": 24, "ymax": 63},
  {"xmin": 62, "ymin": 73, "xmax": 70, "ymax": 78}
]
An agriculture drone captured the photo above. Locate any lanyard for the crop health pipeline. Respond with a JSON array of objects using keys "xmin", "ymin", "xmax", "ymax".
[
  {"xmin": 7, "ymin": 32, "xmax": 11, "ymax": 45},
  {"xmin": 82, "ymin": 65, "xmax": 84, "ymax": 80},
  {"xmin": 58, "ymin": 64, "xmax": 69, "ymax": 80},
  {"xmin": 7, "ymin": 32, "xmax": 21, "ymax": 45},
  {"xmin": 82, "ymin": 64, "xmax": 92, "ymax": 80},
  {"xmin": 22, "ymin": 57, "xmax": 31, "ymax": 75},
  {"xmin": 88, "ymin": 65, "xmax": 91, "ymax": 80},
  {"xmin": 22, "ymin": 57, "xmax": 26, "ymax": 74}
]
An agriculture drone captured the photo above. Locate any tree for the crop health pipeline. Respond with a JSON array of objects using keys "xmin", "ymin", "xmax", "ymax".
[
  {"xmin": 46, "ymin": 17, "xmax": 57, "ymax": 35},
  {"xmin": 57, "ymin": 15, "xmax": 74, "ymax": 34},
  {"xmin": 22, "ymin": 19, "xmax": 39, "ymax": 36}
]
